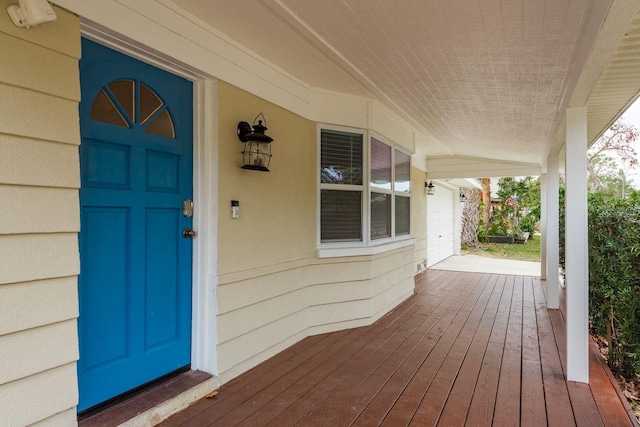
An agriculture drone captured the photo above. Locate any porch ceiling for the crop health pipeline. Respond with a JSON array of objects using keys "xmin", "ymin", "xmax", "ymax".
[{"xmin": 169, "ymin": 0, "xmax": 640, "ymax": 167}]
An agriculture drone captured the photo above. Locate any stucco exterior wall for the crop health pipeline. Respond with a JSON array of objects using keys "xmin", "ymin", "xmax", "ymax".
[
  {"xmin": 0, "ymin": 3, "xmax": 81, "ymax": 425},
  {"xmin": 215, "ymin": 82, "xmax": 416, "ymax": 382}
]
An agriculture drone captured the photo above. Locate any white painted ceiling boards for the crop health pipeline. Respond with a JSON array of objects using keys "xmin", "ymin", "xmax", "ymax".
[{"xmin": 170, "ymin": 0, "xmax": 640, "ymax": 170}]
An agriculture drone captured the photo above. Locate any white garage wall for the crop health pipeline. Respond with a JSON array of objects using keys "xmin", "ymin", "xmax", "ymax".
[{"xmin": 427, "ymin": 184, "xmax": 455, "ymax": 267}]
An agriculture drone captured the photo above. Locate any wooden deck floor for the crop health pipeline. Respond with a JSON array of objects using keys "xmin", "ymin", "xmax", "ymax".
[{"xmin": 160, "ymin": 270, "xmax": 634, "ymax": 426}]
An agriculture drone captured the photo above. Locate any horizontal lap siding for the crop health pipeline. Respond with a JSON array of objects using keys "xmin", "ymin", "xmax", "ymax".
[
  {"xmin": 0, "ymin": 2, "xmax": 81, "ymax": 426},
  {"xmin": 216, "ymin": 82, "xmax": 418, "ymax": 387},
  {"xmin": 216, "ymin": 248, "xmax": 415, "ymax": 384}
]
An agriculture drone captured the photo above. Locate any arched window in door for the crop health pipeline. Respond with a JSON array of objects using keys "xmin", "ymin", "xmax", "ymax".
[{"xmin": 89, "ymin": 79, "xmax": 176, "ymax": 139}]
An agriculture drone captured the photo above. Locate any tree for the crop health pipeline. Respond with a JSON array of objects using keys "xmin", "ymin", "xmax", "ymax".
[
  {"xmin": 461, "ymin": 188, "xmax": 481, "ymax": 247},
  {"xmin": 481, "ymin": 178, "xmax": 491, "ymax": 228},
  {"xmin": 494, "ymin": 176, "xmax": 541, "ymax": 237},
  {"xmin": 496, "ymin": 176, "xmax": 532, "ymax": 203},
  {"xmin": 588, "ymin": 121, "xmax": 639, "ymax": 193}
]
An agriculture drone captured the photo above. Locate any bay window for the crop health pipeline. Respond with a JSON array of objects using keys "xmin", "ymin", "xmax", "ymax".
[{"xmin": 319, "ymin": 126, "xmax": 411, "ymax": 246}]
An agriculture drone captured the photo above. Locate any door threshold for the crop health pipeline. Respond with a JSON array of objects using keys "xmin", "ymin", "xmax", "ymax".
[{"xmin": 79, "ymin": 370, "xmax": 216, "ymax": 427}]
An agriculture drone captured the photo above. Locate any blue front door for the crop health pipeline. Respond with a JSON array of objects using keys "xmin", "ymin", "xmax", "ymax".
[{"xmin": 78, "ymin": 39, "xmax": 193, "ymax": 412}]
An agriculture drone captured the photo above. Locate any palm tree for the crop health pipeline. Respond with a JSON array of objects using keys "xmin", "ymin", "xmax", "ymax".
[{"xmin": 481, "ymin": 178, "xmax": 491, "ymax": 229}]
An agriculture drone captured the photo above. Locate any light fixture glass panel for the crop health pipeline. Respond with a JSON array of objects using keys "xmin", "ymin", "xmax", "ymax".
[
  {"xmin": 107, "ymin": 80, "xmax": 135, "ymax": 123},
  {"xmin": 145, "ymin": 109, "xmax": 175, "ymax": 138},
  {"xmin": 90, "ymin": 89, "xmax": 128, "ymax": 128},
  {"xmin": 242, "ymin": 141, "xmax": 271, "ymax": 170},
  {"xmin": 140, "ymin": 83, "xmax": 163, "ymax": 125}
]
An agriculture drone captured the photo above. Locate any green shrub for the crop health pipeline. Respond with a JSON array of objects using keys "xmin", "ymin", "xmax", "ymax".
[
  {"xmin": 588, "ymin": 192, "xmax": 640, "ymax": 376},
  {"xmin": 477, "ymin": 224, "xmax": 488, "ymax": 243},
  {"xmin": 520, "ymin": 215, "xmax": 537, "ymax": 234},
  {"xmin": 559, "ymin": 185, "xmax": 565, "ymax": 273}
]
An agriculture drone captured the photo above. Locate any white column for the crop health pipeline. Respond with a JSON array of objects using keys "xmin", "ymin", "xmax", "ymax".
[
  {"xmin": 546, "ymin": 157, "xmax": 560, "ymax": 310},
  {"xmin": 565, "ymin": 106, "xmax": 589, "ymax": 383},
  {"xmin": 540, "ymin": 173, "xmax": 548, "ymax": 280}
]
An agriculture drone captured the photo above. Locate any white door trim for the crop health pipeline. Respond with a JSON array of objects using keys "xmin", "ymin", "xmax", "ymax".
[{"xmin": 80, "ymin": 23, "xmax": 220, "ymax": 377}]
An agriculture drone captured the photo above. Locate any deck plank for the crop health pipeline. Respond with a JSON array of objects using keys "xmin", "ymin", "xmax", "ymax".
[
  {"xmin": 382, "ymin": 276, "xmax": 496, "ymax": 426},
  {"xmin": 588, "ymin": 340, "xmax": 633, "ymax": 427},
  {"xmin": 408, "ymin": 273, "xmax": 502, "ymax": 425},
  {"xmin": 416, "ymin": 274, "xmax": 505, "ymax": 426},
  {"xmin": 549, "ymin": 295, "xmax": 605, "ymax": 427},
  {"xmin": 347, "ymin": 272, "xmax": 487, "ymax": 427},
  {"xmin": 520, "ymin": 276, "xmax": 547, "ymax": 427},
  {"xmin": 244, "ymin": 271, "xmax": 463, "ymax": 426},
  {"xmin": 165, "ymin": 329, "xmax": 356, "ymax": 426},
  {"xmin": 532, "ymin": 278, "xmax": 576, "ymax": 427},
  {"xmin": 298, "ymin": 272, "xmax": 487, "ymax": 427},
  {"xmin": 378, "ymin": 273, "xmax": 493, "ymax": 426},
  {"xmin": 492, "ymin": 275, "xmax": 524, "ymax": 425},
  {"xmin": 158, "ymin": 270, "xmax": 633, "ymax": 427},
  {"xmin": 464, "ymin": 274, "xmax": 514, "ymax": 426}
]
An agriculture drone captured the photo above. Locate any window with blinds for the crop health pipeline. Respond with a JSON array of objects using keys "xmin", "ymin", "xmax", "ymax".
[
  {"xmin": 320, "ymin": 130, "xmax": 363, "ymax": 185},
  {"xmin": 320, "ymin": 129, "xmax": 363, "ymax": 242},
  {"xmin": 319, "ymin": 127, "xmax": 412, "ymax": 246},
  {"xmin": 395, "ymin": 149, "xmax": 411, "ymax": 235},
  {"xmin": 371, "ymin": 138, "xmax": 392, "ymax": 239}
]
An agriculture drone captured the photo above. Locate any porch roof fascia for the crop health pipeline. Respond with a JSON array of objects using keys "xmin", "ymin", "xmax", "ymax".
[{"xmin": 426, "ymin": 156, "xmax": 541, "ymax": 180}]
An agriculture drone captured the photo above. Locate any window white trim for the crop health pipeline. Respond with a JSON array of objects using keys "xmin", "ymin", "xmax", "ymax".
[
  {"xmin": 317, "ymin": 124, "xmax": 369, "ymax": 245},
  {"xmin": 318, "ymin": 125, "xmax": 413, "ymax": 253},
  {"xmin": 393, "ymin": 145, "xmax": 412, "ymax": 237},
  {"xmin": 80, "ymin": 24, "xmax": 219, "ymax": 376},
  {"xmin": 317, "ymin": 237, "xmax": 416, "ymax": 258}
]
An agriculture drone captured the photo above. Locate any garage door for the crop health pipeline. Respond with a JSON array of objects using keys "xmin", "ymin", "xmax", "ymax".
[{"xmin": 427, "ymin": 185, "xmax": 454, "ymax": 267}]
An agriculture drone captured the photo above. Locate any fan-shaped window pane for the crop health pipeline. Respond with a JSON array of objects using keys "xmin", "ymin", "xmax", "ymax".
[
  {"xmin": 89, "ymin": 80, "xmax": 176, "ymax": 139},
  {"xmin": 140, "ymin": 83, "xmax": 163, "ymax": 125},
  {"xmin": 145, "ymin": 109, "xmax": 175, "ymax": 138},
  {"xmin": 108, "ymin": 80, "xmax": 135, "ymax": 123},
  {"xmin": 90, "ymin": 89, "xmax": 128, "ymax": 128}
]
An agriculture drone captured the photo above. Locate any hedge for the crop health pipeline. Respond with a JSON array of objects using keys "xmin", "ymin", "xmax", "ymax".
[{"xmin": 587, "ymin": 192, "xmax": 640, "ymax": 376}]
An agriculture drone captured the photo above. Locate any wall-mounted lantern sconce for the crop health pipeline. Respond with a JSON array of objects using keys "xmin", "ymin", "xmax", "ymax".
[
  {"xmin": 237, "ymin": 113, "xmax": 273, "ymax": 172},
  {"xmin": 425, "ymin": 180, "xmax": 435, "ymax": 195},
  {"xmin": 459, "ymin": 190, "xmax": 466, "ymax": 201}
]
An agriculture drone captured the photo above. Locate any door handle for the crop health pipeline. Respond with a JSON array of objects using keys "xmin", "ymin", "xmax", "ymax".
[{"xmin": 182, "ymin": 229, "xmax": 196, "ymax": 238}]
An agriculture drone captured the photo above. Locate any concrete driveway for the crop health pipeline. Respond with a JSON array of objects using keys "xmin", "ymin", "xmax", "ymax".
[{"xmin": 430, "ymin": 255, "xmax": 541, "ymax": 276}]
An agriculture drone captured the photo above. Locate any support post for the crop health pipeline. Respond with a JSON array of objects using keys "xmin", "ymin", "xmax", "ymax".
[
  {"xmin": 540, "ymin": 173, "xmax": 548, "ymax": 280},
  {"xmin": 565, "ymin": 106, "xmax": 589, "ymax": 383},
  {"xmin": 546, "ymin": 157, "xmax": 560, "ymax": 310}
]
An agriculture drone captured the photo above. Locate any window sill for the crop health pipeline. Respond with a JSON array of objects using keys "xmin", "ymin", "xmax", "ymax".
[{"xmin": 317, "ymin": 237, "xmax": 416, "ymax": 259}]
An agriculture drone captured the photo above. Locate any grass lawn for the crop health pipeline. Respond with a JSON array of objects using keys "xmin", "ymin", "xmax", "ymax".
[{"xmin": 462, "ymin": 234, "xmax": 541, "ymax": 262}]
